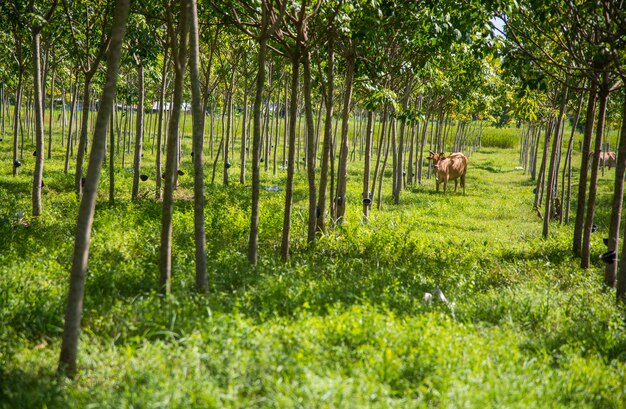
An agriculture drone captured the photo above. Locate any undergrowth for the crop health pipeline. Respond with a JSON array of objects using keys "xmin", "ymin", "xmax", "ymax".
[{"xmin": 1, "ymin": 122, "xmax": 625, "ymax": 408}]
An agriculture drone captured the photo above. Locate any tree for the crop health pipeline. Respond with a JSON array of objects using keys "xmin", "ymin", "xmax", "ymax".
[
  {"xmin": 499, "ymin": 0, "xmax": 622, "ymax": 264},
  {"xmin": 126, "ymin": 14, "xmax": 158, "ymax": 200},
  {"xmin": 187, "ymin": 0, "xmax": 208, "ymax": 292},
  {"xmin": 58, "ymin": 0, "xmax": 130, "ymax": 377},
  {"xmin": 29, "ymin": 0, "xmax": 59, "ymax": 216},
  {"xmin": 210, "ymin": 0, "xmax": 285, "ymax": 264},
  {"xmin": 62, "ymin": 0, "xmax": 114, "ymax": 197},
  {"xmin": 159, "ymin": 0, "xmax": 189, "ymax": 294},
  {"xmin": 0, "ymin": 1, "xmax": 31, "ymax": 177}
]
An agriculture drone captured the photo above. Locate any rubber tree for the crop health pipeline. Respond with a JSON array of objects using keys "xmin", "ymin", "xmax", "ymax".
[
  {"xmin": 274, "ymin": 0, "xmax": 321, "ymax": 259},
  {"xmin": 0, "ymin": 2, "xmax": 30, "ymax": 177},
  {"xmin": 126, "ymin": 15, "xmax": 158, "ymax": 200},
  {"xmin": 159, "ymin": 0, "xmax": 189, "ymax": 294},
  {"xmin": 210, "ymin": 0, "xmax": 286, "ymax": 265},
  {"xmin": 62, "ymin": 0, "xmax": 114, "ymax": 197},
  {"xmin": 499, "ymin": 0, "xmax": 622, "ymax": 256},
  {"xmin": 58, "ymin": 0, "xmax": 130, "ymax": 378},
  {"xmin": 279, "ymin": 22, "xmax": 302, "ymax": 262},
  {"xmin": 606, "ymin": 0, "xmax": 626, "ymax": 298},
  {"xmin": 187, "ymin": 0, "xmax": 208, "ymax": 292},
  {"xmin": 25, "ymin": 1, "xmax": 59, "ymax": 216},
  {"xmin": 313, "ymin": 1, "xmax": 339, "ymax": 234},
  {"xmin": 606, "ymin": 96, "xmax": 626, "ymax": 288}
]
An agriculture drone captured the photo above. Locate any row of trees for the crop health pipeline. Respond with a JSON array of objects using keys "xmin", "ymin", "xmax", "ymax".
[
  {"xmin": 0, "ymin": 0, "xmax": 625, "ymax": 376},
  {"xmin": 496, "ymin": 1, "xmax": 626, "ymax": 298}
]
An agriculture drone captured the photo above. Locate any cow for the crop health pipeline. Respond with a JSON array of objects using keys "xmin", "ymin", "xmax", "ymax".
[
  {"xmin": 589, "ymin": 151, "xmax": 617, "ymax": 170},
  {"xmin": 427, "ymin": 151, "xmax": 468, "ymax": 194}
]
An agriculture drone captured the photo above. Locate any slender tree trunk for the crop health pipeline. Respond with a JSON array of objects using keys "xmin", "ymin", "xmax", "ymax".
[
  {"xmin": 248, "ymin": 34, "xmax": 270, "ymax": 264},
  {"xmin": 131, "ymin": 63, "xmax": 145, "ymax": 200},
  {"xmin": 31, "ymin": 30, "xmax": 45, "ymax": 216},
  {"xmin": 12, "ymin": 69, "xmax": 24, "ymax": 177},
  {"xmin": 605, "ymin": 97, "xmax": 626, "ymax": 287},
  {"xmin": 248, "ymin": 2, "xmax": 283, "ymax": 263},
  {"xmin": 160, "ymin": 1, "xmax": 189, "ymax": 293},
  {"xmin": 155, "ymin": 52, "xmax": 169, "ymax": 199},
  {"xmin": 64, "ymin": 78, "xmax": 78, "ymax": 173},
  {"xmin": 543, "ymin": 82, "xmax": 569, "ymax": 237},
  {"xmin": 334, "ymin": 47, "xmax": 355, "ymax": 223},
  {"xmin": 223, "ymin": 63, "xmax": 236, "ymax": 186},
  {"xmin": 582, "ymin": 82, "xmax": 609, "ymax": 268},
  {"xmin": 362, "ymin": 110, "xmax": 374, "ymax": 221},
  {"xmin": 240, "ymin": 76, "xmax": 249, "ymax": 184},
  {"xmin": 47, "ymin": 70, "xmax": 55, "ymax": 160},
  {"xmin": 534, "ymin": 118, "xmax": 553, "ymax": 210},
  {"xmin": 109, "ymin": 103, "xmax": 115, "ymax": 203},
  {"xmin": 58, "ymin": 0, "xmax": 129, "ymax": 378},
  {"xmin": 573, "ymin": 88, "xmax": 597, "ymax": 256},
  {"xmin": 280, "ymin": 51, "xmax": 300, "ymax": 262},
  {"xmin": 74, "ymin": 77, "xmax": 94, "ymax": 197},
  {"xmin": 563, "ymin": 89, "xmax": 585, "ymax": 225},
  {"xmin": 377, "ymin": 117, "xmax": 392, "ymax": 209},
  {"xmin": 316, "ymin": 36, "xmax": 334, "ymax": 234},
  {"xmin": 417, "ymin": 109, "xmax": 430, "ymax": 184},
  {"xmin": 371, "ymin": 107, "xmax": 388, "ymax": 200},
  {"xmin": 188, "ymin": 0, "xmax": 207, "ymax": 293},
  {"xmin": 303, "ymin": 52, "xmax": 317, "ymax": 244},
  {"xmin": 393, "ymin": 81, "xmax": 411, "ymax": 203}
]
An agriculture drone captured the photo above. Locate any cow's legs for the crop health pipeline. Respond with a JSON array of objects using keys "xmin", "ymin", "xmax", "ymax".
[{"xmin": 461, "ymin": 174, "xmax": 466, "ymax": 195}]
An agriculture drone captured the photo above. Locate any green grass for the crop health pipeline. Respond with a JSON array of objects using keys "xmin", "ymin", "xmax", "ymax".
[
  {"xmin": 481, "ymin": 126, "xmax": 519, "ymax": 149},
  {"xmin": 0, "ymin": 113, "xmax": 625, "ymax": 408}
]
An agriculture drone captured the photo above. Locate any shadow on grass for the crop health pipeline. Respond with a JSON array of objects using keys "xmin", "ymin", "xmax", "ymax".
[{"xmin": 0, "ymin": 368, "xmax": 67, "ymax": 409}]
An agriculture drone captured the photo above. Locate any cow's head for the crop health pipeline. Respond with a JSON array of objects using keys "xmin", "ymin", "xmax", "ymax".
[{"xmin": 427, "ymin": 151, "xmax": 446, "ymax": 164}]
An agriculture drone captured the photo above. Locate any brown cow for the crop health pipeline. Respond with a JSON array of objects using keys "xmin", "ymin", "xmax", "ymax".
[
  {"xmin": 427, "ymin": 151, "xmax": 468, "ymax": 194},
  {"xmin": 589, "ymin": 151, "xmax": 616, "ymax": 169}
]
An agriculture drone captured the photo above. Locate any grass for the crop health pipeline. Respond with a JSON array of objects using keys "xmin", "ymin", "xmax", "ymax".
[{"xmin": 0, "ymin": 113, "xmax": 625, "ymax": 408}]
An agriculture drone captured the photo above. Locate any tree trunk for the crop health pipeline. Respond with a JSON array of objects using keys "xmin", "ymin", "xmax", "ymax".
[
  {"xmin": 393, "ymin": 81, "xmax": 411, "ymax": 203},
  {"xmin": 280, "ymin": 51, "xmax": 300, "ymax": 262},
  {"xmin": 223, "ymin": 62, "xmax": 236, "ymax": 186},
  {"xmin": 131, "ymin": 63, "xmax": 145, "ymax": 200},
  {"xmin": 159, "ymin": 0, "xmax": 189, "ymax": 294},
  {"xmin": 12, "ymin": 68, "xmax": 24, "ymax": 177},
  {"xmin": 362, "ymin": 110, "xmax": 374, "ymax": 221},
  {"xmin": 109, "ymin": 104, "xmax": 115, "ymax": 203},
  {"xmin": 581, "ymin": 82, "xmax": 609, "ymax": 268},
  {"xmin": 188, "ymin": 0, "xmax": 208, "ymax": 293},
  {"xmin": 64, "ymin": 77, "xmax": 79, "ymax": 174},
  {"xmin": 334, "ymin": 47, "xmax": 355, "ymax": 223},
  {"xmin": 31, "ymin": 30, "xmax": 45, "ymax": 216},
  {"xmin": 248, "ymin": 29, "xmax": 268, "ymax": 265},
  {"xmin": 58, "ymin": 0, "xmax": 129, "ymax": 378},
  {"xmin": 542, "ymin": 82, "xmax": 569, "ymax": 237},
  {"xmin": 376, "ymin": 117, "xmax": 393, "ymax": 209},
  {"xmin": 240, "ymin": 75, "xmax": 248, "ymax": 184},
  {"xmin": 155, "ymin": 52, "xmax": 169, "ymax": 199},
  {"xmin": 573, "ymin": 88, "xmax": 597, "ymax": 256},
  {"xmin": 534, "ymin": 117, "xmax": 553, "ymax": 210},
  {"xmin": 302, "ymin": 52, "xmax": 317, "ymax": 244},
  {"xmin": 316, "ymin": 36, "xmax": 334, "ymax": 234},
  {"xmin": 605, "ymin": 97, "xmax": 626, "ymax": 287},
  {"xmin": 417, "ymin": 109, "xmax": 430, "ymax": 184},
  {"xmin": 47, "ymin": 70, "xmax": 55, "ymax": 160},
  {"xmin": 371, "ymin": 107, "xmax": 388, "ymax": 198},
  {"xmin": 74, "ymin": 76, "xmax": 94, "ymax": 197}
]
